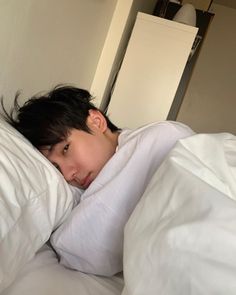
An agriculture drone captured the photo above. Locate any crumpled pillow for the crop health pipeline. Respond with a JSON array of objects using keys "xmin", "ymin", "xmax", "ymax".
[{"xmin": 0, "ymin": 119, "xmax": 77, "ymax": 292}]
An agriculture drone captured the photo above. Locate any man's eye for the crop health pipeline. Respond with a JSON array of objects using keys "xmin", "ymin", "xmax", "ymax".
[{"xmin": 63, "ymin": 144, "xmax": 69, "ymax": 154}]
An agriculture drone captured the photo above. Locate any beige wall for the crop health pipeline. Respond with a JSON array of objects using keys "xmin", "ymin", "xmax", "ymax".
[
  {"xmin": 0, "ymin": 0, "xmax": 117, "ymax": 110},
  {"xmin": 177, "ymin": 4, "xmax": 236, "ymax": 134}
]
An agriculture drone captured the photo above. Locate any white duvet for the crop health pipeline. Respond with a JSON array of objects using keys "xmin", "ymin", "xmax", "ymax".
[
  {"xmin": 122, "ymin": 133, "xmax": 236, "ymax": 295},
  {"xmin": 3, "ymin": 130, "xmax": 236, "ymax": 294}
]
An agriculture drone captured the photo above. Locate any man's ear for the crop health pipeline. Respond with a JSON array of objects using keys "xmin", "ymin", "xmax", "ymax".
[{"xmin": 87, "ymin": 109, "xmax": 107, "ymax": 132}]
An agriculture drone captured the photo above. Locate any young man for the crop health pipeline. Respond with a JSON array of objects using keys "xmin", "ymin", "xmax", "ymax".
[
  {"xmin": 3, "ymin": 86, "xmax": 121, "ymax": 190},
  {"xmin": 2, "ymin": 85, "xmax": 195, "ymax": 275}
]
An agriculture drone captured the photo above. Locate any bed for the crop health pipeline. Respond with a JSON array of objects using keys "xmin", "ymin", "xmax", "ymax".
[
  {"xmin": 2, "ymin": 245, "xmax": 123, "ymax": 295},
  {"xmin": 1, "ymin": 117, "xmax": 236, "ymax": 295}
]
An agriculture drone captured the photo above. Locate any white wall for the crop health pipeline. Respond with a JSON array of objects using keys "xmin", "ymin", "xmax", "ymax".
[
  {"xmin": 0, "ymin": 0, "xmax": 117, "ymax": 110},
  {"xmin": 177, "ymin": 4, "xmax": 236, "ymax": 134}
]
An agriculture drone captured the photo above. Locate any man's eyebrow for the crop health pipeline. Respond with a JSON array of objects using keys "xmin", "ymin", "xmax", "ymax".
[
  {"xmin": 40, "ymin": 145, "xmax": 52, "ymax": 151},
  {"xmin": 39, "ymin": 145, "xmax": 55, "ymax": 157}
]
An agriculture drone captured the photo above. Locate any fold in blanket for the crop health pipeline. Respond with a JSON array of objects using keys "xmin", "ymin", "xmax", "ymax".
[{"xmin": 123, "ymin": 133, "xmax": 236, "ymax": 295}]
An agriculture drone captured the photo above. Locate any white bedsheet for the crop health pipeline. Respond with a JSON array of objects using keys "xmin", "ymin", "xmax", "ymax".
[
  {"xmin": 2, "ymin": 245, "xmax": 123, "ymax": 295},
  {"xmin": 122, "ymin": 133, "xmax": 236, "ymax": 295}
]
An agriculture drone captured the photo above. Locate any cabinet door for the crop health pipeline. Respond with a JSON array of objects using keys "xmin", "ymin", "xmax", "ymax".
[{"xmin": 107, "ymin": 12, "xmax": 197, "ymax": 129}]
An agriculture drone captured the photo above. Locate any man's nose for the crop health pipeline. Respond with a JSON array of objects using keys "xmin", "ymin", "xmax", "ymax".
[{"xmin": 59, "ymin": 162, "xmax": 77, "ymax": 183}]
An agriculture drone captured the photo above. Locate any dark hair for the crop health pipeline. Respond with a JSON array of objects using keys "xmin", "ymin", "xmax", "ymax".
[{"xmin": 1, "ymin": 85, "xmax": 119, "ymax": 148}]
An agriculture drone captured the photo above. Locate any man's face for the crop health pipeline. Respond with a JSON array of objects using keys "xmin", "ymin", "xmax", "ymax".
[{"xmin": 40, "ymin": 110, "xmax": 118, "ymax": 189}]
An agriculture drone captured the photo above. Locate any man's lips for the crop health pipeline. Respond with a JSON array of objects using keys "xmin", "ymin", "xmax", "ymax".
[
  {"xmin": 80, "ymin": 173, "xmax": 92, "ymax": 189},
  {"xmin": 70, "ymin": 173, "xmax": 93, "ymax": 189}
]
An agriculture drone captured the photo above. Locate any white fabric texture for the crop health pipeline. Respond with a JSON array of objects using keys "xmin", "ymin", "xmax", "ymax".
[
  {"xmin": 51, "ymin": 121, "xmax": 194, "ymax": 276},
  {"xmin": 122, "ymin": 133, "xmax": 236, "ymax": 295},
  {"xmin": 2, "ymin": 245, "xmax": 123, "ymax": 295},
  {"xmin": 0, "ymin": 119, "xmax": 77, "ymax": 292}
]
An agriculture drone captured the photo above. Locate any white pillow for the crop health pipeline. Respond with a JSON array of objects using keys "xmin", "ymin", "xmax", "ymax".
[{"xmin": 0, "ymin": 118, "xmax": 76, "ymax": 292}]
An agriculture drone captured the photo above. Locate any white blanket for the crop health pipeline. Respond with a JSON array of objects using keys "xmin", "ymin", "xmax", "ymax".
[
  {"xmin": 50, "ymin": 121, "xmax": 193, "ymax": 276},
  {"xmin": 122, "ymin": 133, "xmax": 236, "ymax": 295}
]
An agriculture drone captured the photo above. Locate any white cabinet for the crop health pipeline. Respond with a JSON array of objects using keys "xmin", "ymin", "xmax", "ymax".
[{"xmin": 107, "ymin": 12, "xmax": 198, "ymax": 129}]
